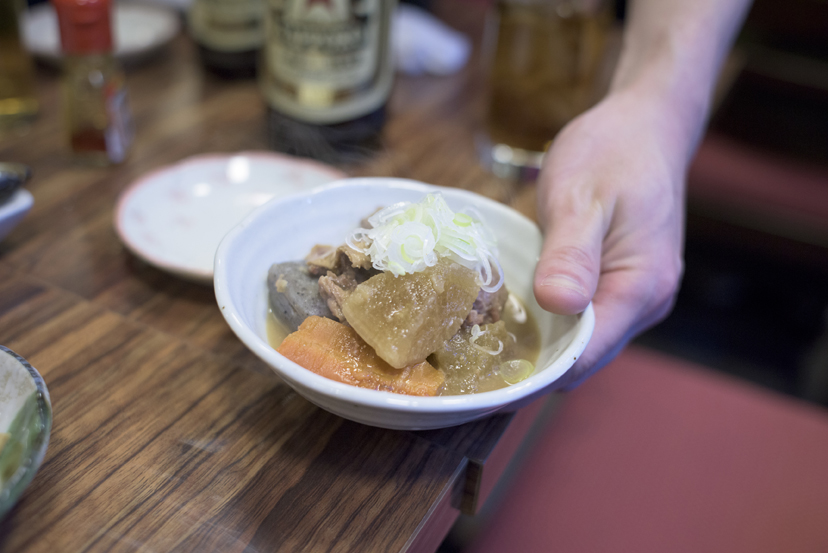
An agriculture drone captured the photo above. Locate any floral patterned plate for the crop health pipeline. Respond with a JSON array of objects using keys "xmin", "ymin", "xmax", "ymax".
[{"xmin": 114, "ymin": 152, "xmax": 345, "ymax": 284}]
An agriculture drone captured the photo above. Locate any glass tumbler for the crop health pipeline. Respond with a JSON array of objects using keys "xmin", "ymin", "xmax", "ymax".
[
  {"xmin": 478, "ymin": 0, "xmax": 613, "ymax": 181},
  {"xmin": 0, "ymin": 0, "xmax": 39, "ymax": 132}
]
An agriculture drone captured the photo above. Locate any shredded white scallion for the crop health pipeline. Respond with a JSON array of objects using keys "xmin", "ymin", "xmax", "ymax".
[
  {"xmin": 506, "ymin": 293, "xmax": 527, "ymax": 324},
  {"xmin": 468, "ymin": 324, "xmax": 504, "ymax": 356},
  {"xmin": 346, "ymin": 194, "xmax": 504, "ymax": 292}
]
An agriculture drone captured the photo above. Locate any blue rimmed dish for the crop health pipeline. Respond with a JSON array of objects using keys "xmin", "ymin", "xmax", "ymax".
[{"xmin": 0, "ymin": 346, "xmax": 51, "ymax": 519}]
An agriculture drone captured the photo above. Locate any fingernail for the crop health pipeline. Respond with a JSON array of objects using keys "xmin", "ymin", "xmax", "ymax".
[{"xmin": 541, "ymin": 274, "xmax": 586, "ymax": 295}]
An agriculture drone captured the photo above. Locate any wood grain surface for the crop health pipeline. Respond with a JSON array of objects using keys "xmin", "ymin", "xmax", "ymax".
[{"xmin": 0, "ymin": 4, "xmax": 549, "ymax": 552}]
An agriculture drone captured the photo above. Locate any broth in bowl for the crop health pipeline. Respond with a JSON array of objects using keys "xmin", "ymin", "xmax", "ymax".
[{"xmin": 264, "ymin": 193, "xmax": 541, "ymax": 396}]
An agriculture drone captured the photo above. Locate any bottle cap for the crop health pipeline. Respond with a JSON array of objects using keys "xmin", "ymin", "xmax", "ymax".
[{"xmin": 53, "ymin": 0, "xmax": 114, "ymax": 55}]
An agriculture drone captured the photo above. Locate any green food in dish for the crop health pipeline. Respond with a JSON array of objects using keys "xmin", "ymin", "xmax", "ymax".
[{"xmin": 0, "ymin": 346, "xmax": 51, "ymax": 520}]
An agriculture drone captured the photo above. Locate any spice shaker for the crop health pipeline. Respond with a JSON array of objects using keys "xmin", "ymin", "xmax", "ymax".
[{"xmin": 53, "ymin": 0, "xmax": 133, "ymax": 165}]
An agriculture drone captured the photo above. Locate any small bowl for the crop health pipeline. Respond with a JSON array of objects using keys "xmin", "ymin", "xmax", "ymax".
[
  {"xmin": 0, "ymin": 189, "xmax": 34, "ymax": 244},
  {"xmin": 214, "ymin": 178, "xmax": 594, "ymax": 430},
  {"xmin": 0, "ymin": 346, "xmax": 51, "ymax": 519}
]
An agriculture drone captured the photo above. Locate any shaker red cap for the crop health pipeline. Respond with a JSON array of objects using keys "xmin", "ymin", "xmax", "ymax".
[{"xmin": 52, "ymin": 0, "xmax": 114, "ymax": 55}]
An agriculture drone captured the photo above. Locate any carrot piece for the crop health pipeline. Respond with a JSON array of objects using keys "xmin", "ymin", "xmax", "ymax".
[{"xmin": 277, "ymin": 316, "xmax": 445, "ymax": 397}]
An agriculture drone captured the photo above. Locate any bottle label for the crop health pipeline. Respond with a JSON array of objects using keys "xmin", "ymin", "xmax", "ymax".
[
  {"xmin": 189, "ymin": 0, "xmax": 266, "ymax": 52},
  {"xmin": 263, "ymin": 0, "xmax": 394, "ymax": 124}
]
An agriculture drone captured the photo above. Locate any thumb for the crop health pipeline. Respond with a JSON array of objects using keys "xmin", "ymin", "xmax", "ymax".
[{"xmin": 533, "ymin": 204, "xmax": 604, "ymax": 316}]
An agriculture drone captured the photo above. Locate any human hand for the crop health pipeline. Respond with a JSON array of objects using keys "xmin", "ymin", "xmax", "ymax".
[{"xmin": 533, "ymin": 89, "xmax": 687, "ymax": 390}]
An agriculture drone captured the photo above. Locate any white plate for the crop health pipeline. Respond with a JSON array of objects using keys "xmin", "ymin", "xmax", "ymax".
[
  {"xmin": 0, "ymin": 189, "xmax": 34, "ymax": 244},
  {"xmin": 115, "ymin": 152, "xmax": 346, "ymax": 283},
  {"xmin": 22, "ymin": 1, "xmax": 180, "ymax": 66}
]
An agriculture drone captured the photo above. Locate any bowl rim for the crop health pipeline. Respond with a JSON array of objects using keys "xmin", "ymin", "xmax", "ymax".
[
  {"xmin": 0, "ymin": 345, "xmax": 52, "ymax": 519},
  {"xmin": 214, "ymin": 178, "xmax": 594, "ymax": 413},
  {"xmin": 0, "ymin": 188, "xmax": 34, "ymax": 219}
]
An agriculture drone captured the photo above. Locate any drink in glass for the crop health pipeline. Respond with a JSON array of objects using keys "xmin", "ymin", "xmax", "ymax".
[
  {"xmin": 480, "ymin": 0, "xmax": 612, "ymax": 180},
  {"xmin": 0, "ymin": 0, "xmax": 39, "ymax": 131}
]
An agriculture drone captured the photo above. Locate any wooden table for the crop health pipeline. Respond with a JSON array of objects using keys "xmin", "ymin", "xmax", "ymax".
[{"xmin": 0, "ymin": 7, "xmax": 552, "ymax": 552}]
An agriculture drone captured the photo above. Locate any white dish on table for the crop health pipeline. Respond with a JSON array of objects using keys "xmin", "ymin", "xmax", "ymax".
[
  {"xmin": 0, "ymin": 346, "xmax": 51, "ymax": 520},
  {"xmin": 0, "ymin": 189, "xmax": 34, "ymax": 244},
  {"xmin": 22, "ymin": 1, "xmax": 180, "ymax": 67},
  {"xmin": 115, "ymin": 152, "xmax": 346, "ymax": 284},
  {"xmin": 214, "ymin": 178, "xmax": 594, "ymax": 430}
]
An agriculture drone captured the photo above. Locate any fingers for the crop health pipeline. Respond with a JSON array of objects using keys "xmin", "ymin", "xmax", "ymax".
[
  {"xmin": 553, "ymin": 262, "xmax": 680, "ymax": 391},
  {"xmin": 533, "ymin": 201, "xmax": 605, "ymax": 316},
  {"xmin": 505, "ymin": 267, "xmax": 673, "ymax": 408}
]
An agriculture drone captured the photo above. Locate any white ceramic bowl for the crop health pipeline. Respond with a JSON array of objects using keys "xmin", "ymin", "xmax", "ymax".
[{"xmin": 214, "ymin": 178, "xmax": 594, "ymax": 430}]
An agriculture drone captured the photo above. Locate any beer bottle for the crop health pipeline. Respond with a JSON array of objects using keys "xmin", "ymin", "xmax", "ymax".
[
  {"xmin": 261, "ymin": 0, "xmax": 396, "ymax": 164},
  {"xmin": 188, "ymin": 0, "xmax": 266, "ymax": 78}
]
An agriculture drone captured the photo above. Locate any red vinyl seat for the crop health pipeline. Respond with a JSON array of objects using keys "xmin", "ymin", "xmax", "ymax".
[{"xmin": 466, "ymin": 346, "xmax": 828, "ymax": 553}]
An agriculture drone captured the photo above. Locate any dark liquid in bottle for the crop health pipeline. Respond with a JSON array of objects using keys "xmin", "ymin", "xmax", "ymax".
[
  {"xmin": 196, "ymin": 44, "xmax": 258, "ymax": 79},
  {"xmin": 70, "ymin": 127, "xmax": 107, "ymax": 154},
  {"xmin": 267, "ymin": 105, "xmax": 386, "ymax": 165}
]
